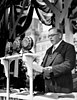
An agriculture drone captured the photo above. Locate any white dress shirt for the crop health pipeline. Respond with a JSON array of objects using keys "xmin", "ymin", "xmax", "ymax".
[{"xmin": 52, "ymin": 40, "xmax": 62, "ymax": 53}]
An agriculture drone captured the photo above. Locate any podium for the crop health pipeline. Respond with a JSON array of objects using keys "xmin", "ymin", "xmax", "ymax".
[{"xmin": 0, "ymin": 53, "xmax": 39, "ymax": 100}]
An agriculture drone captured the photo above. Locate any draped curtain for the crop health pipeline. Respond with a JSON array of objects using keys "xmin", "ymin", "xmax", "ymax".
[
  {"xmin": 0, "ymin": 0, "xmax": 53, "ymax": 40},
  {"xmin": 0, "ymin": 0, "xmax": 76, "ymax": 57}
]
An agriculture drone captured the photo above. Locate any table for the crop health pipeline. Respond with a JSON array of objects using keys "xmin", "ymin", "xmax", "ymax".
[
  {"xmin": 0, "ymin": 53, "xmax": 39, "ymax": 100},
  {"xmin": 0, "ymin": 92, "xmax": 77, "ymax": 100}
]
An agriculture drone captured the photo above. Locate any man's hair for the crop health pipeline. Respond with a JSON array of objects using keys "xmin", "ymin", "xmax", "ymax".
[{"xmin": 48, "ymin": 27, "xmax": 62, "ymax": 34}]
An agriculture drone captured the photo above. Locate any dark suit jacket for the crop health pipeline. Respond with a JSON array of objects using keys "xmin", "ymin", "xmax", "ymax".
[{"xmin": 41, "ymin": 40, "xmax": 76, "ymax": 93}]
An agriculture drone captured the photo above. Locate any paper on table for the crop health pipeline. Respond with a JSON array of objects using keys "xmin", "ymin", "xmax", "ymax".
[
  {"xmin": 22, "ymin": 54, "xmax": 43, "ymax": 73},
  {"xmin": 32, "ymin": 62, "xmax": 43, "ymax": 73}
]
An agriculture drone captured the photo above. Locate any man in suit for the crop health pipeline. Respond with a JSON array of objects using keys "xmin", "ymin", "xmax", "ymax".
[{"xmin": 41, "ymin": 27, "xmax": 76, "ymax": 93}]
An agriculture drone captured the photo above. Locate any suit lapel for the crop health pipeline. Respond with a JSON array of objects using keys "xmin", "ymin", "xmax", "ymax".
[
  {"xmin": 42, "ymin": 41, "xmax": 65, "ymax": 67},
  {"xmin": 41, "ymin": 46, "xmax": 53, "ymax": 67},
  {"xmin": 41, "ymin": 53, "xmax": 48, "ymax": 67},
  {"xmin": 54, "ymin": 40, "xmax": 65, "ymax": 53}
]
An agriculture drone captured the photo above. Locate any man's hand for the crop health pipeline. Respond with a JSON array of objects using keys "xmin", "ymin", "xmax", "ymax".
[
  {"xmin": 43, "ymin": 66, "xmax": 52, "ymax": 78},
  {"xmin": 44, "ymin": 66, "xmax": 52, "ymax": 71}
]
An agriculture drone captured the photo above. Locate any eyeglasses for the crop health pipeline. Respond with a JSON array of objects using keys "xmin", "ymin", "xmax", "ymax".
[{"xmin": 48, "ymin": 34, "xmax": 58, "ymax": 38}]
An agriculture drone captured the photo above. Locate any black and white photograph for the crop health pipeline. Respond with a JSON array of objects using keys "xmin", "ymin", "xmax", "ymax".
[{"xmin": 0, "ymin": 0, "xmax": 77, "ymax": 100}]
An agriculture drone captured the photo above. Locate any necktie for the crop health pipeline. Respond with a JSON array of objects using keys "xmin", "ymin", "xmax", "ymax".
[{"xmin": 52, "ymin": 46, "xmax": 56, "ymax": 53}]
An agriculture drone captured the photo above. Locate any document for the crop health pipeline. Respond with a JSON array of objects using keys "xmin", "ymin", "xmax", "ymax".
[{"xmin": 32, "ymin": 62, "xmax": 43, "ymax": 73}]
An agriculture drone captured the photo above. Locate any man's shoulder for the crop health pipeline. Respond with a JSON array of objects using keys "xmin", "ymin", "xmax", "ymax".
[
  {"xmin": 62, "ymin": 41, "xmax": 75, "ymax": 51},
  {"xmin": 61, "ymin": 40, "xmax": 74, "ymax": 46},
  {"xmin": 64, "ymin": 41, "xmax": 74, "ymax": 47}
]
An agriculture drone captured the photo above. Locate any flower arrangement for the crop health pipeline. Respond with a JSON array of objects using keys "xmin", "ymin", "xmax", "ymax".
[
  {"xmin": 5, "ymin": 41, "xmax": 13, "ymax": 56},
  {"xmin": 5, "ymin": 36, "xmax": 33, "ymax": 56},
  {"xmin": 21, "ymin": 36, "xmax": 33, "ymax": 52},
  {"xmin": 12, "ymin": 37, "xmax": 21, "ymax": 54}
]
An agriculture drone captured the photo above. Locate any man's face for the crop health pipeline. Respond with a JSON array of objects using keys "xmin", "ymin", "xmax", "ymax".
[{"xmin": 48, "ymin": 29, "xmax": 62, "ymax": 45}]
